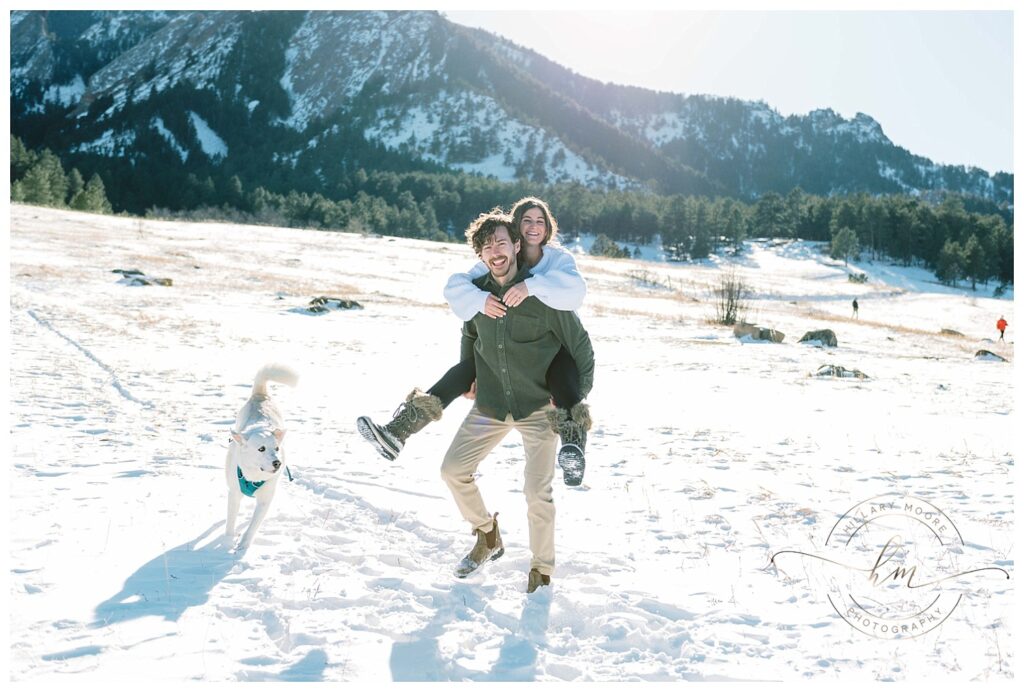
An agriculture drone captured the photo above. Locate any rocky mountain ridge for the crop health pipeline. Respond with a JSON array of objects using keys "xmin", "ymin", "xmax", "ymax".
[{"xmin": 10, "ymin": 10, "xmax": 1012, "ymax": 205}]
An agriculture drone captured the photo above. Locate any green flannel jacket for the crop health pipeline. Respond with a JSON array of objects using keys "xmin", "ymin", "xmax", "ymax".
[{"xmin": 460, "ymin": 266, "xmax": 595, "ymax": 421}]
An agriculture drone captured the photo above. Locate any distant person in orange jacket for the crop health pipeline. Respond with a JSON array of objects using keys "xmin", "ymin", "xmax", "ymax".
[{"xmin": 997, "ymin": 316, "xmax": 1007, "ymax": 341}]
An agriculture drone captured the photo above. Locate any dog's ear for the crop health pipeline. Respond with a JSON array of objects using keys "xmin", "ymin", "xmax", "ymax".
[
  {"xmin": 231, "ymin": 431, "xmax": 244, "ymax": 445},
  {"xmin": 274, "ymin": 428, "xmax": 286, "ymax": 442}
]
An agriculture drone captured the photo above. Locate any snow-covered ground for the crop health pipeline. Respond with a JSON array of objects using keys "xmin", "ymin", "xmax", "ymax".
[{"xmin": 8, "ymin": 205, "xmax": 1014, "ymax": 682}]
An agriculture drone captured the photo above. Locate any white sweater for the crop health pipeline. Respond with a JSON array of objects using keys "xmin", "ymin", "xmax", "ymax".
[{"xmin": 443, "ymin": 244, "xmax": 587, "ymax": 321}]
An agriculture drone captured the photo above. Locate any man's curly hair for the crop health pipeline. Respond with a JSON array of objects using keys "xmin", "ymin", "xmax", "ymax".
[{"xmin": 465, "ymin": 208, "xmax": 519, "ymax": 255}]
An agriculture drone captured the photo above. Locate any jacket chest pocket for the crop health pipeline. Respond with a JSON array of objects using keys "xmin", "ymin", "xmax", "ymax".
[{"xmin": 510, "ymin": 315, "xmax": 544, "ymax": 343}]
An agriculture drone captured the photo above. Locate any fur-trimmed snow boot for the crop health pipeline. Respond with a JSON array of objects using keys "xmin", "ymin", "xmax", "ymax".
[
  {"xmin": 527, "ymin": 568, "xmax": 551, "ymax": 593},
  {"xmin": 357, "ymin": 388, "xmax": 443, "ymax": 461},
  {"xmin": 548, "ymin": 402, "xmax": 591, "ymax": 486},
  {"xmin": 455, "ymin": 513, "xmax": 504, "ymax": 578}
]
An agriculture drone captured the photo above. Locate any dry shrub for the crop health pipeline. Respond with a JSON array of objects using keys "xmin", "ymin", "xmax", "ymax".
[{"xmin": 712, "ymin": 267, "xmax": 750, "ymax": 325}]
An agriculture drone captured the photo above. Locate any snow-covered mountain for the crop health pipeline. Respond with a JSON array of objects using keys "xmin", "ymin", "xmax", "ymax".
[{"xmin": 10, "ymin": 10, "xmax": 1012, "ymax": 203}]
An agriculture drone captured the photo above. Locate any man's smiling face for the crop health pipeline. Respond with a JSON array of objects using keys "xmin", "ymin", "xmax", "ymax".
[{"xmin": 480, "ymin": 225, "xmax": 520, "ymax": 284}]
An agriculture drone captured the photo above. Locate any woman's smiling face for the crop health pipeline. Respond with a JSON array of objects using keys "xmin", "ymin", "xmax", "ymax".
[{"xmin": 519, "ymin": 207, "xmax": 549, "ymax": 247}]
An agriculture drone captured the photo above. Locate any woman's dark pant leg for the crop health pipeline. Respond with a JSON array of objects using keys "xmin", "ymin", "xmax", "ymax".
[
  {"xmin": 546, "ymin": 347, "xmax": 581, "ymax": 410},
  {"xmin": 427, "ymin": 358, "xmax": 476, "ymax": 408}
]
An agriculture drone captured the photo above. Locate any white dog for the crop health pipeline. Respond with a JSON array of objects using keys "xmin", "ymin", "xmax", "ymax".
[{"xmin": 225, "ymin": 364, "xmax": 299, "ymax": 551}]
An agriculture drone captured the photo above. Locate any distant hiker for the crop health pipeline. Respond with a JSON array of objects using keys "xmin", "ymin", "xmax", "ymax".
[
  {"xmin": 358, "ymin": 197, "xmax": 592, "ymax": 486},
  {"xmin": 852, "ymin": 299, "xmax": 859, "ymax": 319},
  {"xmin": 439, "ymin": 211, "xmax": 594, "ymax": 593},
  {"xmin": 997, "ymin": 316, "xmax": 1008, "ymax": 341}
]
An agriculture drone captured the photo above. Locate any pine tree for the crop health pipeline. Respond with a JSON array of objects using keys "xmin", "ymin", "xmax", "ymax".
[
  {"xmin": 691, "ymin": 200, "xmax": 712, "ymax": 259},
  {"xmin": 11, "ymin": 135, "xmax": 35, "ymax": 181},
  {"xmin": 69, "ymin": 189, "xmax": 87, "ymax": 211},
  {"xmin": 72, "ymin": 174, "xmax": 114, "ymax": 213},
  {"xmin": 962, "ymin": 234, "xmax": 986, "ymax": 291},
  {"xmin": 936, "ymin": 239, "xmax": 965, "ymax": 286},
  {"xmin": 830, "ymin": 227, "xmax": 859, "ymax": 266},
  {"xmin": 67, "ymin": 168, "xmax": 85, "ymax": 203},
  {"xmin": 660, "ymin": 194, "xmax": 690, "ymax": 258},
  {"xmin": 725, "ymin": 203, "xmax": 746, "ymax": 254},
  {"xmin": 830, "ymin": 199, "xmax": 860, "ymax": 240},
  {"xmin": 784, "ymin": 187, "xmax": 806, "ymax": 238},
  {"xmin": 752, "ymin": 192, "xmax": 786, "ymax": 238},
  {"xmin": 983, "ymin": 215, "xmax": 1013, "ymax": 286},
  {"xmin": 19, "ymin": 163, "xmax": 54, "ymax": 206},
  {"xmin": 39, "ymin": 151, "xmax": 69, "ymax": 206},
  {"xmin": 226, "ymin": 175, "xmax": 244, "ymax": 209},
  {"xmin": 592, "ymin": 233, "xmax": 627, "ymax": 258}
]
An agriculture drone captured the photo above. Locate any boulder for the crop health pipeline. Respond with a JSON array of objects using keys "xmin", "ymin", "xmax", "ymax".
[
  {"xmin": 974, "ymin": 350, "xmax": 1007, "ymax": 362},
  {"xmin": 814, "ymin": 364, "xmax": 869, "ymax": 379},
  {"xmin": 112, "ymin": 268, "xmax": 172, "ymax": 286},
  {"xmin": 733, "ymin": 323, "xmax": 759, "ymax": 339},
  {"xmin": 305, "ymin": 296, "xmax": 363, "ymax": 313},
  {"xmin": 799, "ymin": 329, "xmax": 838, "ymax": 347},
  {"xmin": 940, "ymin": 328, "xmax": 965, "ymax": 337},
  {"xmin": 733, "ymin": 323, "xmax": 785, "ymax": 343}
]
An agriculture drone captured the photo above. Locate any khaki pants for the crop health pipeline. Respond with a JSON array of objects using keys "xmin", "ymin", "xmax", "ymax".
[{"xmin": 440, "ymin": 405, "xmax": 558, "ymax": 576}]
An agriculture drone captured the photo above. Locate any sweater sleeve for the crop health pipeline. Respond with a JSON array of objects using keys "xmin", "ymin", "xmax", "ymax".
[
  {"xmin": 444, "ymin": 260, "xmax": 490, "ymax": 321},
  {"xmin": 522, "ymin": 247, "xmax": 586, "ymax": 311},
  {"xmin": 460, "ymin": 318, "xmax": 478, "ymax": 363},
  {"xmin": 546, "ymin": 309, "xmax": 595, "ymax": 399}
]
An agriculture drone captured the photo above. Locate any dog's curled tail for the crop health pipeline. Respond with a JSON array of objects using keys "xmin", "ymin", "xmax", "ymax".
[{"xmin": 253, "ymin": 363, "xmax": 299, "ymax": 396}]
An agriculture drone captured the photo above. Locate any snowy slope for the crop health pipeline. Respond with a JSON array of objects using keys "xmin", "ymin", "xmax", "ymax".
[
  {"xmin": 8, "ymin": 205, "xmax": 1014, "ymax": 682},
  {"xmin": 364, "ymin": 89, "xmax": 634, "ymax": 188}
]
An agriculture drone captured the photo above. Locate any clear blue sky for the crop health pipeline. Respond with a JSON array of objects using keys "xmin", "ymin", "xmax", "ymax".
[{"xmin": 444, "ymin": 10, "xmax": 1013, "ymax": 174}]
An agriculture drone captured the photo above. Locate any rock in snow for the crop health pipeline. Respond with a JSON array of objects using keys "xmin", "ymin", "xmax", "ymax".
[
  {"xmin": 734, "ymin": 323, "xmax": 785, "ymax": 343},
  {"xmin": 112, "ymin": 268, "xmax": 172, "ymax": 286},
  {"xmin": 813, "ymin": 364, "xmax": 868, "ymax": 379},
  {"xmin": 799, "ymin": 329, "xmax": 838, "ymax": 347},
  {"xmin": 303, "ymin": 296, "xmax": 363, "ymax": 313}
]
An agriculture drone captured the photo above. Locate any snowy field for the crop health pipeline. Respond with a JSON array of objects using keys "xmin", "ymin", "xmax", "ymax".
[{"xmin": 7, "ymin": 204, "xmax": 1015, "ymax": 683}]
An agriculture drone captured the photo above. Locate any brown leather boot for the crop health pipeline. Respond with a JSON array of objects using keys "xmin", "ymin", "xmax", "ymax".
[
  {"xmin": 527, "ymin": 568, "xmax": 551, "ymax": 593},
  {"xmin": 357, "ymin": 388, "xmax": 443, "ymax": 461},
  {"xmin": 548, "ymin": 402, "xmax": 591, "ymax": 486},
  {"xmin": 454, "ymin": 513, "xmax": 504, "ymax": 578}
]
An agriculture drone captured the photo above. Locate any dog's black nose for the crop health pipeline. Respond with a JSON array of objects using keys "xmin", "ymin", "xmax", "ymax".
[{"xmin": 272, "ymin": 460, "xmax": 281, "ymax": 470}]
